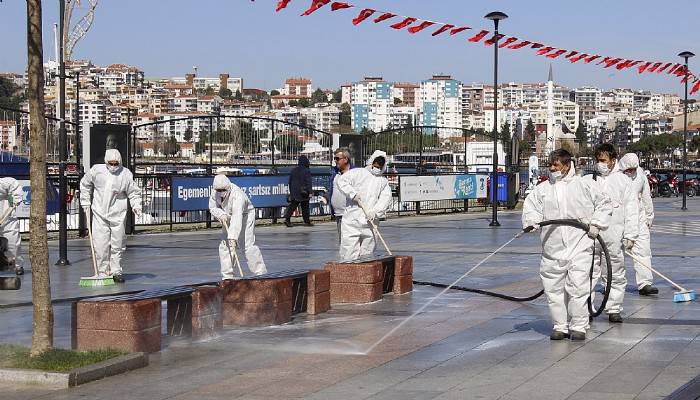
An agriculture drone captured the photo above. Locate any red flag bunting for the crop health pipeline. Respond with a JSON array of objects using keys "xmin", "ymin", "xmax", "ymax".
[
  {"xmin": 668, "ymin": 64, "xmax": 681, "ymax": 74},
  {"xmin": 597, "ymin": 57, "xmax": 611, "ymax": 65},
  {"xmin": 648, "ymin": 62, "xmax": 664, "ymax": 73},
  {"xmin": 569, "ymin": 53, "xmax": 589, "ymax": 63},
  {"xmin": 508, "ymin": 40, "xmax": 531, "ymax": 49},
  {"xmin": 276, "ymin": 0, "xmax": 292, "ymax": 12},
  {"xmin": 407, "ymin": 20, "xmax": 435, "ymax": 34},
  {"xmin": 467, "ymin": 30, "xmax": 490, "ymax": 43},
  {"xmin": 301, "ymin": 0, "xmax": 330, "ymax": 16},
  {"xmin": 331, "ymin": 2, "xmax": 352, "ymax": 11},
  {"xmin": 498, "ymin": 37, "xmax": 519, "ymax": 48},
  {"xmin": 603, "ymin": 58, "xmax": 622, "ymax": 68},
  {"xmin": 484, "ymin": 33, "xmax": 505, "ymax": 46},
  {"xmin": 431, "ymin": 24, "xmax": 454, "ymax": 36},
  {"xmin": 530, "ymin": 43, "xmax": 544, "ymax": 49},
  {"xmin": 584, "ymin": 55, "xmax": 600, "ymax": 63},
  {"xmin": 373, "ymin": 12, "xmax": 396, "ymax": 23},
  {"xmin": 681, "ymin": 72, "xmax": 692, "ymax": 83},
  {"xmin": 546, "ymin": 49, "xmax": 567, "ymax": 58},
  {"xmin": 615, "ymin": 60, "xmax": 632, "ymax": 70},
  {"xmin": 675, "ymin": 66, "xmax": 688, "ymax": 77},
  {"xmin": 691, "ymin": 80, "xmax": 700, "ymax": 95},
  {"xmin": 626, "ymin": 61, "xmax": 641, "ymax": 69},
  {"xmin": 450, "ymin": 26, "xmax": 471, "ymax": 35},
  {"xmin": 390, "ymin": 17, "xmax": 417, "ymax": 30},
  {"xmin": 565, "ymin": 51, "xmax": 578, "ymax": 58},
  {"xmin": 637, "ymin": 62, "xmax": 651, "ymax": 73},
  {"xmin": 536, "ymin": 46, "xmax": 555, "ymax": 56},
  {"xmin": 656, "ymin": 63, "xmax": 672, "ymax": 73},
  {"xmin": 352, "ymin": 8, "xmax": 375, "ymax": 25}
]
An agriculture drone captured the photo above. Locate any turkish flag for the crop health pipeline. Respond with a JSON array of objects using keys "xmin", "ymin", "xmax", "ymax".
[
  {"xmin": 546, "ymin": 49, "xmax": 567, "ymax": 58},
  {"xmin": 615, "ymin": 60, "xmax": 632, "ymax": 70},
  {"xmin": 484, "ymin": 33, "xmax": 505, "ymax": 46},
  {"xmin": 374, "ymin": 12, "xmax": 396, "ymax": 23},
  {"xmin": 691, "ymin": 80, "xmax": 700, "ymax": 95},
  {"xmin": 603, "ymin": 58, "xmax": 622, "ymax": 68},
  {"xmin": 450, "ymin": 26, "xmax": 471, "ymax": 35},
  {"xmin": 431, "ymin": 24, "xmax": 454, "ymax": 36},
  {"xmin": 647, "ymin": 62, "xmax": 663, "ymax": 73},
  {"xmin": 569, "ymin": 53, "xmax": 589, "ymax": 63},
  {"xmin": 656, "ymin": 63, "xmax": 672, "ymax": 73},
  {"xmin": 508, "ymin": 40, "xmax": 531, "ymax": 49},
  {"xmin": 301, "ymin": 0, "xmax": 330, "ymax": 16},
  {"xmin": 352, "ymin": 8, "xmax": 375, "ymax": 25},
  {"xmin": 467, "ymin": 30, "xmax": 490, "ymax": 43},
  {"xmin": 408, "ymin": 21, "xmax": 435, "ymax": 34},
  {"xmin": 565, "ymin": 51, "xmax": 579, "ymax": 58},
  {"xmin": 498, "ymin": 37, "xmax": 519, "ymax": 48},
  {"xmin": 536, "ymin": 46, "xmax": 555, "ymax": 56},
  {"xmin": 331, "ymin": 2, "xmax": 352, "ymax": 11},
  {"xmin": 584, "ymin": 55, "xmax": 600, "ymax": 63},
  {"xmin": 276, "ymin": 0, "xmax": 292, "ymax": 12},
  {"xmin": 390, "ymin": 17, "xmax": 417, "ymax": 30},
  {"xmin": 637, "ymin": 62, "xmax": 651, "ymax": 73},
  {"xmin": 530, "ymin": 43, "xmax": 544, "ymax": 49},
  {"xmin": 668, "ymin": 64, "xmax": 681, "ymax": 74}
]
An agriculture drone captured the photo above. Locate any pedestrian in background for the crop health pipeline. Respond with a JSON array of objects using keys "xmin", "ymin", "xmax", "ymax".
[{"xmin": 284, "ymin": 155, "xmax": 313, "ymax": 227}]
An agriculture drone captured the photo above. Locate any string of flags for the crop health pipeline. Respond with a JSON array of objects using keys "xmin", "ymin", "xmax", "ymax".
[{"xmin": 267, "ymin": 0, "xmax": 699, "ymax": 95}]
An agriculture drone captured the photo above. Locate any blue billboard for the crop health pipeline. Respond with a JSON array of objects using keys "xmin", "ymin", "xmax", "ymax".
[{"xmin": 172, "ymin": 175, "xmax": 290, "ymax": 211}]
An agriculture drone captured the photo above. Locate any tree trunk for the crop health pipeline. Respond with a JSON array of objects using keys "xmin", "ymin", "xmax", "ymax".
[{"xmin": 27, "ymin": 0, "xmax": 53, "ymax": 356}]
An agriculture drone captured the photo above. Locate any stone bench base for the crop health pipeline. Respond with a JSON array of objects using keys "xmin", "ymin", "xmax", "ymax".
[
  {"xmin": 73, "ymin": 299, "xmax": 162, "ymax": 353},
  {"xmin": 324, "ymin": 255, "xmax": 413, "ymax": 304}
]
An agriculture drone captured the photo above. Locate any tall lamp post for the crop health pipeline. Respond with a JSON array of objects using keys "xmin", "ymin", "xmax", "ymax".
[
  {"xmin": 56, "ymin": 0, "xmax": 70, "ymax": 266},
  {"xmin": 485, "ymin": 11, "xmax": 508, "ymax": 227},
  {"xmin": 679, "ymin": 51, "xmax": 694, "ymax": 211}
]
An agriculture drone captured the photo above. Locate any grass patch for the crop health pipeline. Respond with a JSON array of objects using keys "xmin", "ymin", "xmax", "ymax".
[{"xmin": 0, "ymin": 344, "xmax": 126, "ymax": 373}]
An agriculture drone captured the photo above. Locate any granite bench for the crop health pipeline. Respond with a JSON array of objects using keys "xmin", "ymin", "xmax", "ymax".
[
  {"xmin": 0, "ymin": 275, "xmax": 20, "ymax": 290},
  {"xmin": 219, "ymin": 269, "xmax": 330, "ymax": 327},
  {"xmin": 72, "ymin": 286, "xmax": 224, "ymax": 353},
  {"xmin": 323, "ymin": 255, "xmax": 413, "ymax": 304}
]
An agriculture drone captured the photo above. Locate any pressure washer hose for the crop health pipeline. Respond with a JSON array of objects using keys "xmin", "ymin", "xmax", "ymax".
[{"xmin": 413, "ymin": 219, "xmax": 613, "ymax": 318}]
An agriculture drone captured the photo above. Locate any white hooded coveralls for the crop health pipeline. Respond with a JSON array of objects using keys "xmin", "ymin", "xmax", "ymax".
[
  {"xmin": 523, "ymin": 163, "xmax": 612, "ymax": 334},
  {"xmin": 80, "ymin": 150, "xmax": 142, "ymax": 275},
  {"xmin": 585, "ymin": 163, "xmax": 639, "ymax": 314},
  {"xmin": 336, "ymin": 150, "xmax": 392, "ymax": 261},
  {"xmin": 617, "ymin": 153, "xmax": 654, "ymax": 289},
  {"xmin": 0, "ymin": 177, "xmax": 24, "ymax": 269},
  {"xmin": 208, "ymin": 175, "xmax": 267, "ymax": 278}
]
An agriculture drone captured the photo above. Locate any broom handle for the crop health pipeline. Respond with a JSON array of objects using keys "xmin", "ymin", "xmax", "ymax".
[
  {"xmin": 86, "ymin": 211, "xmax": 98, "ymax": 276},
  {"xmin": 0, "ymin": 203, "xmax": 18, "ymax": 227},
  {"xmin": 625, "ymin": 250, "xmax": 687, "ymax": 292},
  {"xmin": 222, "ymin": 218, "xmax": 244, "ymax": 277},
  {"xmin": 358, "ymin": 202, "xmax": 393, "ymax": 256}
]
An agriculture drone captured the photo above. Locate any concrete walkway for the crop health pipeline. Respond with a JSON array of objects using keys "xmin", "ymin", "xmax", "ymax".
[{"xmin": 1, "ymin": 197, "xmax": 700, "ymax": 399}]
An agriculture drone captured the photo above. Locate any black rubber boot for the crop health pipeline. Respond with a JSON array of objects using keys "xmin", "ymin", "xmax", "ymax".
[
  {"xmin": 550, "ymin": 331, "xmax": 569, "ymax": 340},
  {"xmin": 112, "ymin": 273, "xmax": 125, "ymax": 283},
  {"xmin": 14, "ymin": 266, "xmax": 24, "ymax": 276},
  {"xmin": 284, "ymin": 221, "xmax": 293, "ymax": 227},
  {"xmin": 639, "ymin": 285, "xmax": 659, "ymax": 296},
  {"xmin": 570, "ymin": 331, "xmax": 586, "ymax": 341},
  {"xmin": 608, "ymin": 313, "xmax": 623, "ymax": 323}
]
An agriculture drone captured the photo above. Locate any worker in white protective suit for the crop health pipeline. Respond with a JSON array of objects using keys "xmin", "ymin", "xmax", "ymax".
[
  {"xmin": 586, "ymin": 143, "xmax": 639, "ymax": 323},
  {"xmin": 618, "ymin": 152, "xmax": 658, "ymax": 296},
  {"xmin": 336, "ymin": 150, "xmax": 392, "ymax": 261},
  {"xmin": 0, "ymin": 177, "xmax": 25, "ymax": 275},
  {"xmin": 80, "ymin": 149, "xmax": 142, "ymax": 283},
  {"xmin": 523, "ymin": 149, "xmax": 612, "ymax": 341},
  {"xmin": 208, "ymin": 174, "xmax": 267, "ymax": 279}
]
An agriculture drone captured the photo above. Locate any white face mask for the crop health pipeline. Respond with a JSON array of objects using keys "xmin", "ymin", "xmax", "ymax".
[
  {"xmin": 625, "ymin": 171, "xmax": 637, "ymax": 180},
  {"xmin": 549, "ymin": 170, "xmax": 563, "ymax": 183},
  {"xmin": 370, "ymin": 166, "xmax": 382, "ymax": 176},
  {"xmin": 596, "ymin": 162, "xmax": 610, "ymax": 175},
  {"xmin": 107, "ymin": 164, "xmax": 120, "ymax": 173}
]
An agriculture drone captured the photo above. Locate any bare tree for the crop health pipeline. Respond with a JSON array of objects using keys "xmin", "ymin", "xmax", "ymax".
[{"xmin": 27, "ymin": 0, "xmax": 53, "ymax": 356}]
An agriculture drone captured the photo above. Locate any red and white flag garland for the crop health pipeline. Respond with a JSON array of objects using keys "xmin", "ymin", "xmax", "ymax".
[{"xmin": 272, "ymin": 0, "xmax": 698, "ymax": 93}]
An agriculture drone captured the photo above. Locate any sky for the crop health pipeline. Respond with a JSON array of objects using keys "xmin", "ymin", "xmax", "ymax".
[{"xmin": 1, "ymin": 0, "xmax": 698, "ymax": 96}]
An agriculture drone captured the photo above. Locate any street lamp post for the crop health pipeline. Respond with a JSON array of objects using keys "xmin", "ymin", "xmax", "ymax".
[
  {"xmin": 56, "ymin": 0, "xmax": 70, "ymax": 266},
  {"xmin": 485, "ymin": 11, "xmax": 508, "ymax": 227},
  {"xmin": 679, "ymin": 51, "xmax": 695, "ymax": 211}
]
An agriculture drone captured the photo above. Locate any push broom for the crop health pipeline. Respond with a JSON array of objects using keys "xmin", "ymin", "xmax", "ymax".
[
  {"xmin": 625, "ymin": 250, "xmax": 695, "ymax": 302},
  {"xmin": 222, "ymin": 219, "xmax": 245, "ymax": 278},
  {"xmin": 79, "ymin": 213, "xmax": 115, "ymax": 287}
]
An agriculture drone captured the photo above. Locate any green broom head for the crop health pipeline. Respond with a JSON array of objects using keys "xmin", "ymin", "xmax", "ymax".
[{"xmin": 79, "ymin": 275, "xmax": 115, "ymax": 287}]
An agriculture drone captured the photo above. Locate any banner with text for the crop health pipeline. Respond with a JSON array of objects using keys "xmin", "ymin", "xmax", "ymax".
[
  {"xmin": 172, "ymin": 176, "xmax": 290, "ymax": 211},
  {"xmin": 399, "ymin": 174, "xmax": 488, "ymax": 201},
  {"xmin": 14, "ymin": 180, "xmax": 60, "ymax": 218}
]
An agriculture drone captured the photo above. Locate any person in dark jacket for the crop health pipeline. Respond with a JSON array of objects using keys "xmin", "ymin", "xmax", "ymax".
[{"xmin": 284, "ymin": 155, "xmax": 313, "ymax": 227}]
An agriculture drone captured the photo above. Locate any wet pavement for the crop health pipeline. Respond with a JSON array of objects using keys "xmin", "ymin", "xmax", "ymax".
[{"xmin": 1, "ymin": 197, "xmax": 700, "ymax": 399}]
